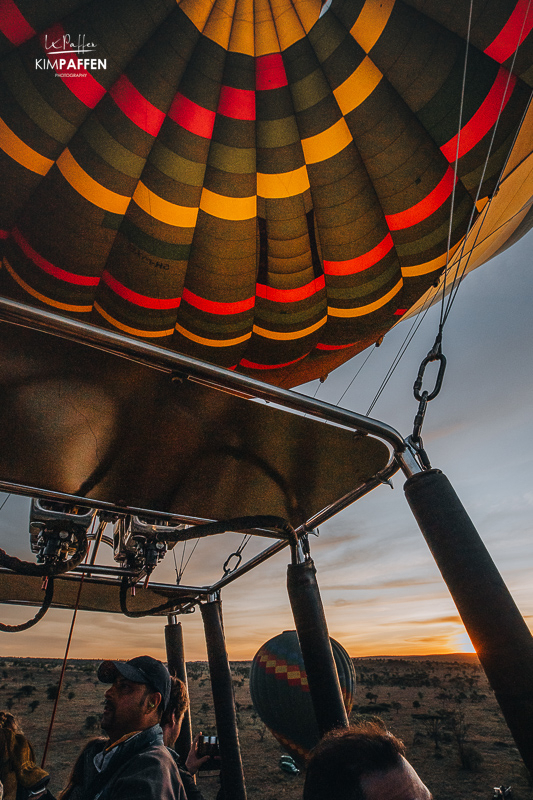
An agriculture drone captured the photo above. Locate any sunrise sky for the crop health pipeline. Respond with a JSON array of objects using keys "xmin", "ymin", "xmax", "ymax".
[{"xmin": 1, "ymin": 229, "xmax": 532, "ymax": 663}]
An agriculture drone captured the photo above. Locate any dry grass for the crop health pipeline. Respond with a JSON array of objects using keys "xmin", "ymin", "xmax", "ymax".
[{"xmin": 0, "ymin": 655, "xmax": 531, "ymax": 799}]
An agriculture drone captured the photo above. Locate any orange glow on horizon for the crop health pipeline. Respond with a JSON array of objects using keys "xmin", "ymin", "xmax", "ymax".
[{"xmin": 0, "ymin": 607, "xmax": 479, "ymax": 662}]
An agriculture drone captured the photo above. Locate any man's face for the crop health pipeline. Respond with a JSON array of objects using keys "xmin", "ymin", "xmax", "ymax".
[
  {"xmin": 361, "ymin": 756, "xmax": 432, "ymax": 800},
  {"xmin": 101, "ymin": 676, "xmax": 152, "ymax": 741}
]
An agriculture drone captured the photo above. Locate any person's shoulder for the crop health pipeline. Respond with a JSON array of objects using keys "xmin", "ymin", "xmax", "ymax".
[
  {"xmin": 166, "ymin": 748, "xmax": 182, "ymax": 767},
  {"xmin": 114, "ymin": 744, "xmax": 186, "ymax": 797},
  {"xmin": 141, "ymin": 743, "xmax": 175, "ymax": 758},
  {"xmin": 85, "ymin": 738, "xmax": 107, "ymax": 755},
  {"xmin": 131, "ymin": 744, "xmax": 182, "ymax": 770}
]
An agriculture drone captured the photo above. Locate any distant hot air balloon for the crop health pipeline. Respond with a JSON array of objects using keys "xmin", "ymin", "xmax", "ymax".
[
  {"xmin": 1, "ymin": 0, "xmax": 533, "ymax": 387},
  {"xmin": 249, "ymin": 630, "xmax": 355, "ymax": 764}
]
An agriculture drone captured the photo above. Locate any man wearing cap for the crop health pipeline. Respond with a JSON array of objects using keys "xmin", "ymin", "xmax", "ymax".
[{"xmin": 70, "ymin": 655, "xmax": 186, "ymax": 800}]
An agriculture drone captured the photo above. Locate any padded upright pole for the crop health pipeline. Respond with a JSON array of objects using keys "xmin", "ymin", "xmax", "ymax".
[
  {"xmin": 165, "ymin": 617, "xmax": 193, "ymax": 761},
  {"xmin": 405, "ymin": 468, "xmax": 533, "ymax": 777},
  {"xmin": 201, "ymin": 598, "xmax": 247, "ymax": 800},
  {"xmin": 287, "ymin": 559, "xmax": 348, "ymax": 736}
]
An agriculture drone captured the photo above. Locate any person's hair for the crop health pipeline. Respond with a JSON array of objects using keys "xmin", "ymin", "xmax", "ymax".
[
  {"xmin": 160, "ymin": 676, "xmax": 189, "ymax": 728},
  {"xmin": 303, "ymin": 721, "xmax": 406, "ymax": 800},
  {"xmin": 58, "ymin": 738, "xmax": 106, "ymax": 800},
  {"xmin": 0, "ymin": 711, "xmax": 21, "ymax": 733}
]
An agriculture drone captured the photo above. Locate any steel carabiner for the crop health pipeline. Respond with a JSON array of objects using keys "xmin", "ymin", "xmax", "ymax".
[{"xmin": 413, "ymin": 350, "xmax": 447, "ymax": 402}]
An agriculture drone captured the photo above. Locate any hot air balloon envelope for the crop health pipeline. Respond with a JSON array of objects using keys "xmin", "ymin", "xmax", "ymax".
[
  {"xmin": 250, "ymin": 630, "xmax": 355, "ymax": 764},
  {"xmin": 1, "ymin": 0, "xmax": 533, "ymax": 387}
]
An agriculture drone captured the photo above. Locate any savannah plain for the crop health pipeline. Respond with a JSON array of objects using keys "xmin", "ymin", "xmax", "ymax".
[{"xmin": 0, "ymin": 654, "xmax": 531, "ymax": 800}]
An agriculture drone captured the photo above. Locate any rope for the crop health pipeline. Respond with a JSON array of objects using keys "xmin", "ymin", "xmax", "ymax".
[
  {"xmin": 235, "ymin": 533, "xmax": 251, "ymax": 556},
  {"xmin": 175, "ymin": 538, "xmax": 200, "ymax": 584},
  {"xmin": 366, "ymin": 289, "xmax": 439, "ymax": 416},
  {"xmin": 336, "ymin": 345, "xmax": 377, "ymax": 407},
  {"xmin": 41, "ymin": 573, "xmax": 85, "ymax": 767},
  {"xmin": 172, "ymin": 547, "xmax": 180, "ymax": 582},
  {"xmin": 0, "ymin": 578, "xmax": 54, "ymax": 632}
]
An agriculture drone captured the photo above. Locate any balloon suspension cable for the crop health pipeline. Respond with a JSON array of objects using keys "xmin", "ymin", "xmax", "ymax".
[
  {"xmin": 41, "ymin": 572, "xmax": 85, "ymax": 768},
  {"xmin": 336, "ymin": 345, "xmax": 377, "ymax": 408},
  {"xmin": 175, "ymin": 537, "xmax": 201, "ymax": 585},
  {"xmin": 366, "ymin": 288, "xmax": 440, "ymax": 416},
  {"xmin": 173, "ymin": 547, "xmax": 180, "ymax": 582},
  {"xmin": 374, "ymin": 0, "xmax": 529, "ymax": 438},
  {"xmin": 405, "ymin": 4, "xmax": 531, "ymax": 468},
  {"xmin": 312, "ymin": 380, "xmax": 322, "ymax": 398},
  {"xmin": 441, "ymin": 0, "xmax": 474, "ymax": 310},
  {"xmin": 366, "ymin": 37, "xmax": 514, "ymax": 422},
  {"xmin": 347, "ymin": 1, "xmax": 471, "ymax": 418},
  {"xmin": 440, "ymin": 0, "xmax": 532, "ymax": 328}
]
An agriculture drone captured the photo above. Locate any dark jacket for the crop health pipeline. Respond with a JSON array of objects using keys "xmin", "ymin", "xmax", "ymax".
[
  {"xmin": 75, "ymin": 726, "xmax": 185, "ymax": 800},
  {"xmin": 167, "ymin": 751, "xmax": 205, "ymax": 800}
]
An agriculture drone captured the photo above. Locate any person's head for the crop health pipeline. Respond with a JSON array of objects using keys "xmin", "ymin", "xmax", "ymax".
[
  {"xmin": 97, "ymin": 655, "xmax": 171, "ymax": 743},
  {"xmin": 0, "ymin": 712, "xmax": 20, "ymax": 733},
  {"xmin": 161, "ymin": 676, "xmax": 190, "ymax": 748},
  {"xmin": 303, "ymin": 722, "xmax": 432, "ymax": 800}
]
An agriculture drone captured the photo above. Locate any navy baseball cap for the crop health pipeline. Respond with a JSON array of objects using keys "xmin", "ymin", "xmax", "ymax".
[{"xmin": 98, "ymin": 655, "xmax": 171, "ymax": 710}]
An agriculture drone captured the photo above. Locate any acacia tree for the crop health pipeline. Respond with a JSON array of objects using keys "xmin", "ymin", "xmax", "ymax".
[{"xmin": 412, "ymin": 713, "xmax": 447, "ymax": 752}]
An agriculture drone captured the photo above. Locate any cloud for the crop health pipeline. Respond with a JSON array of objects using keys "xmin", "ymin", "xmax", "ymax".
[
  {"xmin": 320, "ymin": 577, "xmax": 438, "ymax": 591},
  {"xmin": 406, "ymin": 635, "xmax": 450, "ymax": 644},
  {"xmin": 408, "ymin": 615, "xmax": 462, "ymax": 625}
]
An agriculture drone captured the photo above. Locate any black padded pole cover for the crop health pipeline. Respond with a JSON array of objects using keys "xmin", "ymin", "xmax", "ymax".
[
  {"xmin": 405, "ymin": 468, "xmax": 533, "ymax": 776},
  {"xmin": 287, "ymin": 559, "xmax": 348, "ymax": 736},
  {"xmin": 200, "ymin": 599, "xmax": 247, "ymax": 800},
  {"xmin": 164, "ymin": 619, "xmax": 193, "ymax": 761}
]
